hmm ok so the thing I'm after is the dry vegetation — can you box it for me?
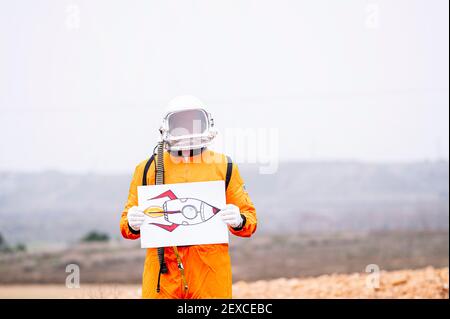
[0,267,447,299]
[0,231,448,284]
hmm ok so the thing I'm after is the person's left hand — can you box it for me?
[219,204,243,228]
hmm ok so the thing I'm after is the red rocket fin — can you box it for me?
[152,223,180,232]
[151,190,178,200]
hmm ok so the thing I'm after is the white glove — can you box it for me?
[127,206,146,231]
[219,204,244,228]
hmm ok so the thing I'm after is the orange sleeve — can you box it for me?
[120,164,143,240]
[225,162,257,237]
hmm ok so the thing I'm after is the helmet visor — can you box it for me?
[167,109,208,137]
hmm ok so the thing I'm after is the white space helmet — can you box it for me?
[160,95,217,151]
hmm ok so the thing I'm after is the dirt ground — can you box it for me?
[0,266,447,299]
[233,266,449,299]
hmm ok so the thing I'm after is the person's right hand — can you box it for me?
[127,206,146,231]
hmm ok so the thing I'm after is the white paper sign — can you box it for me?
[137,180,228,248]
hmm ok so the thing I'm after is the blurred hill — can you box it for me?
[0,160,448,245]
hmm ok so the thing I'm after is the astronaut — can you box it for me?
[120,95,257,299]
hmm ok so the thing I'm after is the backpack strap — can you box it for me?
[225,156,233,190]
[142,154,155,186]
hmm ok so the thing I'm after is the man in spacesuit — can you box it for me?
[120,95,257,299]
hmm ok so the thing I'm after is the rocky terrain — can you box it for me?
[0,267,447,299]
[233,266,449,299]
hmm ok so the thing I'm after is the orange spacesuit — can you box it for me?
[120,149,257,298]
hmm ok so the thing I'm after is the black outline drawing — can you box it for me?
[143,190,221,232]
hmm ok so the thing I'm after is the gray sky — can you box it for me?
[0,0,448,173]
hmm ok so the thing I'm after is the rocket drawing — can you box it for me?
[143,189,221,232]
